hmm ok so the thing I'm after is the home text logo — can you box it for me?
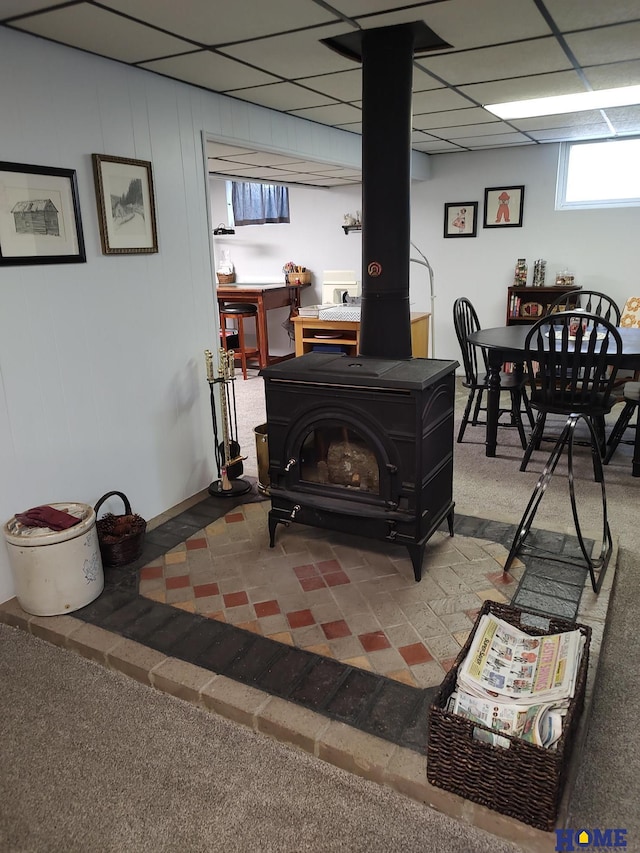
[555,828,627,851]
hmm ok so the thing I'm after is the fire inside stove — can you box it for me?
[299,425,380,494]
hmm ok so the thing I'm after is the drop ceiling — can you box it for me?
[3,0,640,186]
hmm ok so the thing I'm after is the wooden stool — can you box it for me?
[219,303,260,379]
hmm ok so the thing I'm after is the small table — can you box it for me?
[217,282,310,369]
[293,312,430,358]
[467,324,640,475]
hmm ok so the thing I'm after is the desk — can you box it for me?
[468,325,640,473]
[217,282,310,369]
[293,312,430,358]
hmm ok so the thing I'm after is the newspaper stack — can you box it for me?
[446,612,586,749]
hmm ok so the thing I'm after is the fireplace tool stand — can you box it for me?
[205,348,252,498]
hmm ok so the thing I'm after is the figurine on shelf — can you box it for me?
[343,213,357,226]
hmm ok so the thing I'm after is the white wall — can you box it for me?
[407,144,640,363]
[0,27,367,605]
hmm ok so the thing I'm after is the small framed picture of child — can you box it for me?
[443,201,478,238]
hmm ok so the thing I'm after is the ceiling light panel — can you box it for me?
[10,3,194,62]
[98,0,339,45]
[141,51,279,91]
[485,86,640,119]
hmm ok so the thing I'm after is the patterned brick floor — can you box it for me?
[138,500,522,688]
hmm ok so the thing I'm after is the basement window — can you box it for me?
[228,181,290,226]
[556,138,640,210]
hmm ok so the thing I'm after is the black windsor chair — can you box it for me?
[453,297,534,448]
[504,311,623,592]
[545,289,621,324]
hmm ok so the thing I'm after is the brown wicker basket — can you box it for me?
[94,491,146,568]
[217,272,236,284]
[427,600,590,832]
[286,271,311,285]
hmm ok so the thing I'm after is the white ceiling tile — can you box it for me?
[527,126,614,141]
[461,132,534,147]
[219,23,357,78]
[458,70,586,105]
[512,111,610,131]
[0,0,69,17]
[411,106,495,129]
[438,121,516,140]
[10,3,194,63]
[228,82,336,111]
[336,122,363,134]
[412,66,448,93]
[411,88,474,113]
[566,22,640,66]
[605,104,640,130]
[544,0,640,30]
[296,69,363,101]
[417,37,572,86]
[141,51,279,91]
[412,139,468,153]
[584,60,640,89]
[289,103,363,125]
[358,0,552,50]
[98,0,340,44]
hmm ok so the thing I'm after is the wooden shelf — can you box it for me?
[293,313,430,357]
[506,284,581,325]
[342,225,362,234]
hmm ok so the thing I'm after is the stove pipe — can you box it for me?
[323,22,450,360]
[359,24,415,360]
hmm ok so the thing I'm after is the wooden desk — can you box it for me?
[217,282,310,369]
[293,312,430,358]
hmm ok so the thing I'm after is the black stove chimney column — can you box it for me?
[359,24,415,360]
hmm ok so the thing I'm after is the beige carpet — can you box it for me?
[0,623,521,853]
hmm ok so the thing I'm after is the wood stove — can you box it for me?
[262,353,456,581]
[260,21,458,581]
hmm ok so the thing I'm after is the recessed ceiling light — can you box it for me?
[484,85,640,119]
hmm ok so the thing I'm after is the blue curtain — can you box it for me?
[231,182,290,226]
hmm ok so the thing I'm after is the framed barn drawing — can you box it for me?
[92,154,158,255]
[0,161,86,265]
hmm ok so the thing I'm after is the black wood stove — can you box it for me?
[260,21,458,581]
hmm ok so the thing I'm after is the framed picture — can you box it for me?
[483,185,525,228]
[92,154,158,254]
[0,161,85,265]
[443,201,478,238]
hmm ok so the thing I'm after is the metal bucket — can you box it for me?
[253,423,270,495]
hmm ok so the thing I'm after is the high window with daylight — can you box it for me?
[230,181,290,226]
[556,138,640,210]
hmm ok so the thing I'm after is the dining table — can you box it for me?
[467,324,640,475]
[216,281,311,369]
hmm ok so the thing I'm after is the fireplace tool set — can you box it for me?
[204,348,251,497]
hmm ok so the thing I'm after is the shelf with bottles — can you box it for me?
[506,285,581,326]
